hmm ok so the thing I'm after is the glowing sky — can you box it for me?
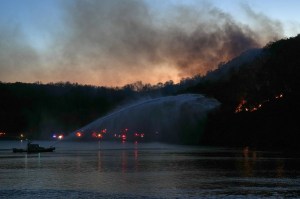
[0,0,299,87]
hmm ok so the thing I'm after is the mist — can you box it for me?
[0,0,284,86]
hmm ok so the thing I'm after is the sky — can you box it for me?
[0,0,299,87]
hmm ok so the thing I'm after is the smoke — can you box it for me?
[0,0,284,86]
[0,23,41,82]
[48,0,283,86]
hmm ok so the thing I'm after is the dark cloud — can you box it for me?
[0,0,284,86]
[51,0,283,86]
[242,4,284,44]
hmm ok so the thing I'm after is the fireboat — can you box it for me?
[13,141,55,153]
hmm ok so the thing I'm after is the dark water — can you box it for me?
[0,141,300,198]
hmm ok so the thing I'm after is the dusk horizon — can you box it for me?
[1,0,300,87]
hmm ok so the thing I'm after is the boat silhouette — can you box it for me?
[13,141,55,153]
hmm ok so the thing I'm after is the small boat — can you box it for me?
[13,141,55,153]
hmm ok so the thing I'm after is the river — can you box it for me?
[0,141,299,198]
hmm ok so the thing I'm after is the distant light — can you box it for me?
[52,134,57,138]
[97,133,103,138]
[76,132,82,137]
[58,135,64,140]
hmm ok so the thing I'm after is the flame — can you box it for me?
[235,99,247,113]
[235,92,284,114]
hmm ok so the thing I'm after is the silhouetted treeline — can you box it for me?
[0,82,119,138]
[0,76,203,139]
[188,35,300,150]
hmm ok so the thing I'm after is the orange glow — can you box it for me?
[235,92,284,114]
[76,132,82,137]
[276,93,284,99]
[58,134,64,140]
[235,99,247,113]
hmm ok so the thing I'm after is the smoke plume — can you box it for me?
[0,0,284,86]
[0,23,40,82]
[50,0,283,86]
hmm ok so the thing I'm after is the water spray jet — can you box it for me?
[53,94,220,145]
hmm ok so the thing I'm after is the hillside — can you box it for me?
[190,35,300,149]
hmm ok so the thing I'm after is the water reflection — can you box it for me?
[1,141,300,198]
[97,151,102,172]
[276,159,285,178]
[121,151,128,173]
[240,147,258,177]
[134,143,139,171]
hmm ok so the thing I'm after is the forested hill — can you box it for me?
[188,35,300,149]
[0,34,299,149]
